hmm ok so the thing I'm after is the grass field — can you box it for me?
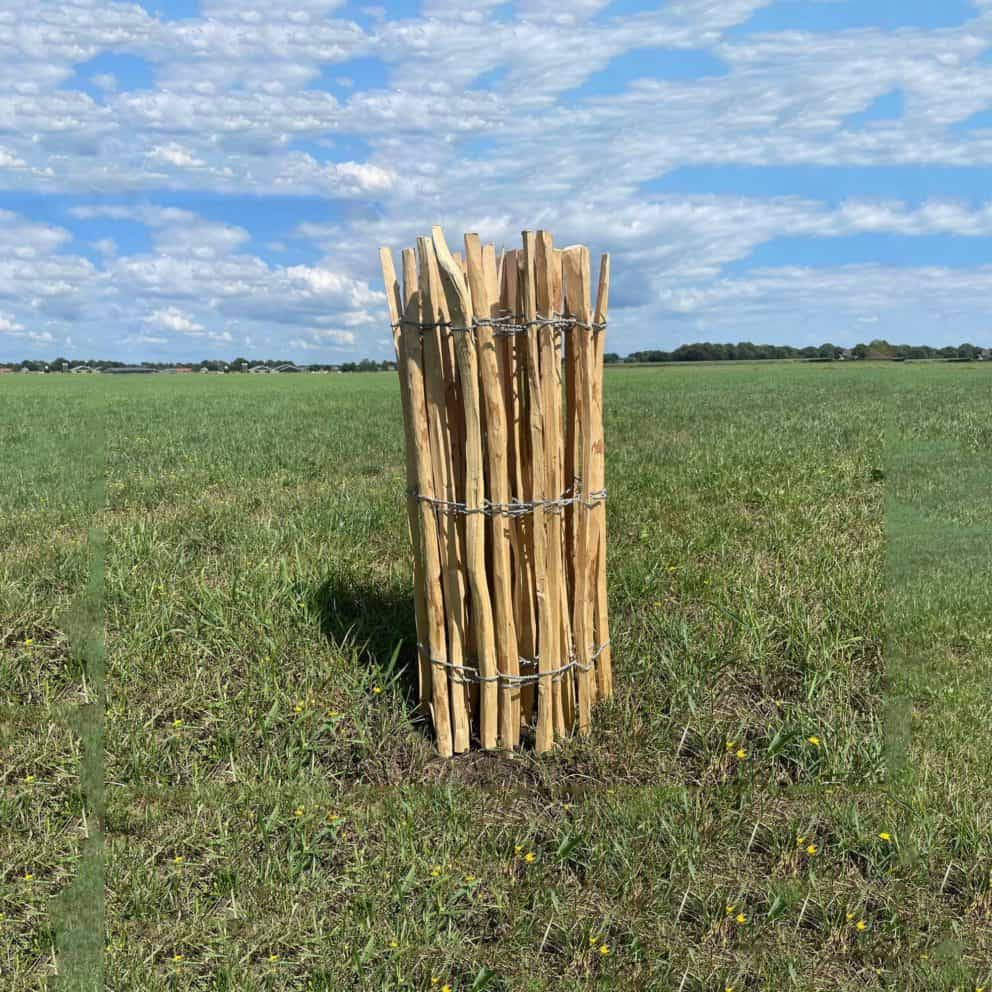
[1,363,989,991]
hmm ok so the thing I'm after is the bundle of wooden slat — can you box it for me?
[379,227,611,755]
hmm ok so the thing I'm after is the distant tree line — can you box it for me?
[5,341,990,373]
[609,340,991,364]
[3,357,397,372]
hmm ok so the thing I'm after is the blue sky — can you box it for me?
[1,0,992,361]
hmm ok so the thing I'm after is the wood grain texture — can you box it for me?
[433,226,499,750]
[561,245,593,733]
[465,233,520,748]
[419,236,472,752]
[591,253,612,700]
[401,247,453,755]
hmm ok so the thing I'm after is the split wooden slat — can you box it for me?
[591,253,612,700]
[418,236,472,753]
[536,231,565,739]
[380,248,431,714]
[401,247,453,756]
[520,230,553,752]
[432,226,500,750]
[464,232,519,748]
[561,245,594,733]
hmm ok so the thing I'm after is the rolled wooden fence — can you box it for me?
[379,227,611,755]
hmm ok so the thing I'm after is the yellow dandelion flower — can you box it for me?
[735,913,747,924]
[268,954,279,962]
[372,686,382,695]
[172,718,183,728]
[524,852,536,864]
[173,856,184,864]
[796,836,805,845]
[806,844,817,855]
[464,874,476,883]
[24,638,33,646]
[430,979,440,987]
[807,736,821,747]
[294,702,304,713]
[735,748,747,760]
[23,873,33,881]
[24,775,35,783]
[327,709,340,717]
[430,865,442,877]
[514,844,523,854]
[172,954,183,962]
[294,806,305,817]
[855,920,867,931]
[599,944,610,956]
[878,832,892,842]
[846,912,854,921]
[726,740,735,751]
[589,935,599,945]
[388,939,398,949]
[441,986,452,992]
[725,905,734,914]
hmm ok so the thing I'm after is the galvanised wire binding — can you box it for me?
[391,313,607,335]
[420,641,610,687]
[409,488,607,517]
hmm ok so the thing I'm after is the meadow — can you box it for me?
[0,363,989,991]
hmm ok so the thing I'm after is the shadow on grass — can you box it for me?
[312,572,422,713]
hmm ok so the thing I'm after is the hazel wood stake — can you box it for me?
[380,248,431,714]
[591,252,612,699]
[419,236,472,752]
[521,230,553,751]
[432,226,500,750]
[401,247,453,756]
[562,245,593,733]
[536,231,565,739]
[400,249,452,748]
[550,247,576,728]
[465,233,520,748]
[502,249,535,728]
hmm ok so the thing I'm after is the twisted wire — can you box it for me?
[418,641,610,687]
[410,488,606,517]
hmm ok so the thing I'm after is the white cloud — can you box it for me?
[0,147,26,169]
[0,312,25,334]
[145,306,205,334]
[147,143,206,168]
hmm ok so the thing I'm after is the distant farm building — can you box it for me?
[106,366,157,374]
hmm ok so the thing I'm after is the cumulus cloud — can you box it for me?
[145,306,205,334]
[0,312,25,334]
[147,143,205,169]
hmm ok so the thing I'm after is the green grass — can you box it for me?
[0,364,989,990]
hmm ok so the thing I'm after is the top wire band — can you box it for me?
[392,313,606,335]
